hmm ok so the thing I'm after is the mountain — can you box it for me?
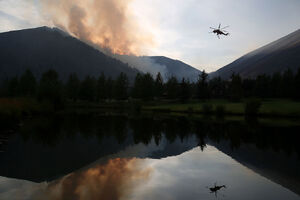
[149,56,201,81]
[0,27,139,81]
[211,29,300,79]
[114,55,201,81]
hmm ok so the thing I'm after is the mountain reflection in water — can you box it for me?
[0,115,299,200]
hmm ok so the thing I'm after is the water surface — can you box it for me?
[0,115,299,200]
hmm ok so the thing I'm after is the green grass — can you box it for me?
[2,98,300,119]
[0,98,55,119]
[143,99,300,117]
[259,99,300,116]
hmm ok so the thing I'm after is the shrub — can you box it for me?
[187,106,194,114]
[202,104,213,115]
[244,99,261,116]
[131,100,142,113]
[215,105,226,117]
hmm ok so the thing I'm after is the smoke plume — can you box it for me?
[37,0,168,76]
[39,0,153,55]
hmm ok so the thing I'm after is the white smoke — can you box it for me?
[113,54,168,78]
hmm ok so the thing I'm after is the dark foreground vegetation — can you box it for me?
[0,68,300,118]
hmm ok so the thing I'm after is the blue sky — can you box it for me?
[1,0,300,72]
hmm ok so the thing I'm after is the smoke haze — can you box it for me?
[113,55,167,78]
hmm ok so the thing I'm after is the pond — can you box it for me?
[0,115,299,200]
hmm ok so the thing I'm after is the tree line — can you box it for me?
[0,68,300,106]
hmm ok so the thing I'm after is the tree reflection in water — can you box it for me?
[15,115,300,158]
[0,114,300,197]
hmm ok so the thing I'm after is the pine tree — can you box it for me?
[154,72,164,98]
[165,76,179,99]
[96,72,107,101]
[37,70,64,109]
[229,73,243,101]
[179,78,190,103]
[209,77,226,98]
[66,73,80,101]
[113,72,129,100]
[197,70,209,100]
[79,76,97,101]
[19,69,37,97]
[282,69,294,98]
[132,73,143,99]
[242,78,255,98]
[8,76,20,97]
[106,77,114,100]
[132,73,154,100]
[294,68,300,100]
[270,72,282,98]
[254,74,270,98]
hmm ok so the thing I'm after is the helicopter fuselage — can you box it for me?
[213,29,228,35]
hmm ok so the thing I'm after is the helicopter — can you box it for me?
[207,182,226,198]
[210,23,230,39]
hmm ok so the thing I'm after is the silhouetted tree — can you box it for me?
[96,72,106,101]
[229,73,243,101]
[254,74,270,98]
[37,70,64,109]
[154,72,164,98]
[242,78,255,98]
[209,77,226,98]
[19,69,37,97]
[179,78,191,103]
[113,72,129,100]
[7,76,19,97]
[294,68,300,100]
[132,73,143,99]
[282,69,294,98]
[270,72,282,98]
[79,76,97,101]
[132,73,154,100]
[165,76,179,99]
[197,70,209,100]
[66,73,80,101]
[106,77,114,100]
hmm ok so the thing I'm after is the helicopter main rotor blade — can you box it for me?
[218,23,221,29]
[210,27,216,29]
[221,26,229,29]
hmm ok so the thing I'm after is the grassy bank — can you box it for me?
[143,99,300,117]
[1,98,300,119]
[0,98,56,119]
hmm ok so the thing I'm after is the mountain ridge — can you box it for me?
[211,29,300,79]
[148,56,200,81]
[0,26,201,82]
[0,26,139,81]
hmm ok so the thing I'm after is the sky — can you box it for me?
[0,0,300,72]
